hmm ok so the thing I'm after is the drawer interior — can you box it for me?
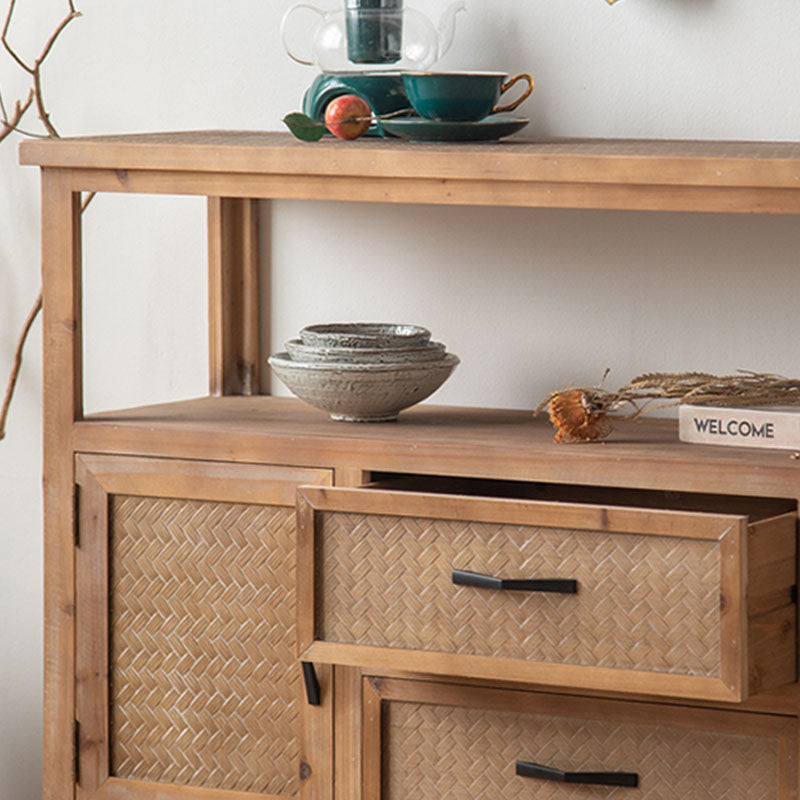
[368,473,797,520]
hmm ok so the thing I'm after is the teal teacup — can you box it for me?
[402,70,534,122]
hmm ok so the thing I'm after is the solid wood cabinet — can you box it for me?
[20,133,800,800]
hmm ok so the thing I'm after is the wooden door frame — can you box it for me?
[71,454,333,800]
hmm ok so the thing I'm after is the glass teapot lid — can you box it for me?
[281,0,466,73]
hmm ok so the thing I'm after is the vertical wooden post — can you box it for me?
[73,464,110,800]
[41,168,82,800]
[335,666,364,800]
[207,197,261,396]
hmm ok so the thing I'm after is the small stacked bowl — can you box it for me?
[268,323,459,422]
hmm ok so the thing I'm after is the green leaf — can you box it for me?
[282,112,325,142]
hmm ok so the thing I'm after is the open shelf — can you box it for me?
[75,396,800,498]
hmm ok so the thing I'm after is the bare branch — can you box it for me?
[32,67,57,136]
[2,0,82,135]
[2,0,31,73]
[0,289,42,440]
[36,7,81,67]
[0,86,32,145]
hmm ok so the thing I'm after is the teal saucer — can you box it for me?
[379,114,528,142]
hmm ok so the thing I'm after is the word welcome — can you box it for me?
[692,417,775,439]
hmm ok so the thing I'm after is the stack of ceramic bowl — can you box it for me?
[268,323,459,422]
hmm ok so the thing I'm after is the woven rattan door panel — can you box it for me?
[75,455,333,800]
[296,486,796,702]
[109,495,298,792]
[363,678,797,800]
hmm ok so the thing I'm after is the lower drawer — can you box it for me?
[362,678,797,800]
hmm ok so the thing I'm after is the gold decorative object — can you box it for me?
[536,371,800,443]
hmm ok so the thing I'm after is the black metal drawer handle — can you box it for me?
[516,760,638,787]
[452,569,577,594]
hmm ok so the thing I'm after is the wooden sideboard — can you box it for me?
[20,132,800,800]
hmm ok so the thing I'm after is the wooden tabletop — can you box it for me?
[20,131,800,212]
[18,130,800,185]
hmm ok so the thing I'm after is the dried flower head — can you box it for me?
[547,390,613,443]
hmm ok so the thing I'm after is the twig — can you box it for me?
[0,86,32,144]
[0,289,42,440]
[1,0,27,73]
[2,0,81,136]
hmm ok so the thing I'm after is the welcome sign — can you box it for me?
[679,405,800,450]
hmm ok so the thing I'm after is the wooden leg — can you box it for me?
[207,197,261,396]
[41,168,82,800]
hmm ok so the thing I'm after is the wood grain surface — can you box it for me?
[21,133,800,212]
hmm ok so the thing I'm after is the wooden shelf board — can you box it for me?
[17,132,800,186]
[74,396,800,499]
[20,132,800,213]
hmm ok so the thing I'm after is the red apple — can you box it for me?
[324,94,372,140]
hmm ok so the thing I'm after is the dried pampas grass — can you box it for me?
[536,371,800,443]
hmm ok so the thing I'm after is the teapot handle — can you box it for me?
[280,3,325,66]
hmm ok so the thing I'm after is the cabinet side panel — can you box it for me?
[108,495,299,795]
[748,513,798,617]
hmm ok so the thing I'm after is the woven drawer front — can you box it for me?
[109,495,299,795]
[383,700,781,800]
[318,511,720,677]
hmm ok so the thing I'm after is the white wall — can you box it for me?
[2,0,799,796]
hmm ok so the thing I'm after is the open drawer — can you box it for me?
[362,677,798,800]
[296,481,797,702]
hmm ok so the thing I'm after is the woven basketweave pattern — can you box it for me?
[109,495,299,795]
[383,701,779,799]
[318,512,721,675]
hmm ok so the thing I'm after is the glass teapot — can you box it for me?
[281,0,466,72]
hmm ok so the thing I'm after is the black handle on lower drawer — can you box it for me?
[452,569,577,594]
[516,760,639,787]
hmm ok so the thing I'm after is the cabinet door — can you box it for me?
[74,454,333,800]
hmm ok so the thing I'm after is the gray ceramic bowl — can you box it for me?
[268,352,459,422]
[299,323,431,349]
[285,338,447,364]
